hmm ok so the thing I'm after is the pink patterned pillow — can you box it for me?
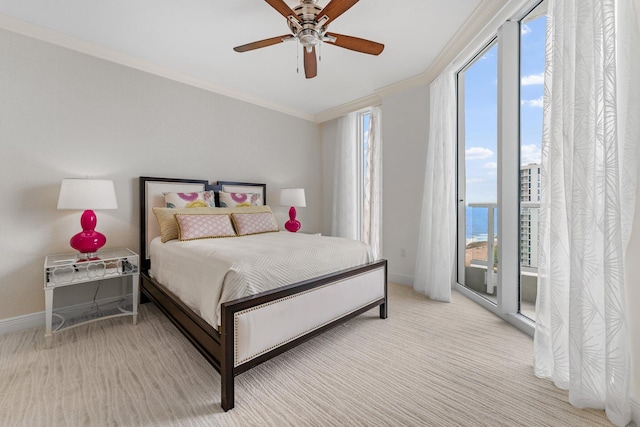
[175,214,236,241]
[231,212,279,236]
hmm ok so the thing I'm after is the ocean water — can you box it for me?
[466,206,497,241]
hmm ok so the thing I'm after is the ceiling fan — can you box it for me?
[233,0,384,79]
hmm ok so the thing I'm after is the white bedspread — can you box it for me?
[150,232,373,327]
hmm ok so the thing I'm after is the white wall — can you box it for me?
[380,86,430,285]
[0,29,321,320]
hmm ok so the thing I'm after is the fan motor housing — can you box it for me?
[289,3,322,30]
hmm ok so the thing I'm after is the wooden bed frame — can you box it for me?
[138,176,388,410]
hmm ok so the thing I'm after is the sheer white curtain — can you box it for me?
[363,106,382,259]
[332,109,383,259]
[413,66,457,302]
[332,112,359,241]
[533,0,640,425]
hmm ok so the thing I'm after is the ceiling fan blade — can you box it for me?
[318,0,359,25]
[325,32,384,55]
[264,0,301,22]
[304,47,318,79]
[233,35,292,53]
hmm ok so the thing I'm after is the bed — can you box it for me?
[138,176,388,410]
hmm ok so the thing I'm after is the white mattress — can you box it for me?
[149,232,373,327]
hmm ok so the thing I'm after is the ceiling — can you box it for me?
[0,0,495,121]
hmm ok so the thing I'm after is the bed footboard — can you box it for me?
[220,259,387,411]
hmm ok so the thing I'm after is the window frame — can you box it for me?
[453,1,546,337]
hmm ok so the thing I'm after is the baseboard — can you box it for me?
[388,272,413,286]
[631,395,640,424]
[0,311,45,335]
[0,295,130,336]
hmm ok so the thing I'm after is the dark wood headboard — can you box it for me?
[138,177,266,272]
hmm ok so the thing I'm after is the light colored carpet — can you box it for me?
[0,283,612,427]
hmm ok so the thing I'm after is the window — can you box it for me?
[456,1,546,332]
[519,6,546,320]
[333,108,381,258]
[458,41,499,303]
[354,110,371,241]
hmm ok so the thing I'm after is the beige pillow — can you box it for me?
[153,205,273,242]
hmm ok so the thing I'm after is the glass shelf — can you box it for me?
[45,248,138,288]
[51,296,135,332]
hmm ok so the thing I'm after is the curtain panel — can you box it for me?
[332,112,359,241]
[413,66,457,302]
[533,0,640,425]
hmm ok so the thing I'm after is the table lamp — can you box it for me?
[280,188,306,232]
[57,179,118,259]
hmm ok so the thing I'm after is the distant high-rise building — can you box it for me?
[520,163,541,203]
[520,164,541,268]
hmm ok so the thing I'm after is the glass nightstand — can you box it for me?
[44,248,139,347]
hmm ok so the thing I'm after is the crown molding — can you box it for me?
[313,94,381,124]
[0,13,314,122]
[378,0,510,97]
[0,0,520,125]
[313,0,511,123]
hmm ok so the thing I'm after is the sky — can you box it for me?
[463,16,546,204]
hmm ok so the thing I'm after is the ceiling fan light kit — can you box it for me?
[233,0,384,79]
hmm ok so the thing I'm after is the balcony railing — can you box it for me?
[465,202,540,299]
[466,203,497,294]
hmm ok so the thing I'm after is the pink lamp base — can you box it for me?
[284,206,301,232]
[70,210,107,259]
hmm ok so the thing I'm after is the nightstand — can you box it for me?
[44,248,139,347]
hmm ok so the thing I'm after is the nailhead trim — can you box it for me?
[233,271,378,367]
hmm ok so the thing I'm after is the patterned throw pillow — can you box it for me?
[153,205,273,242]
[231,212,279,236]
[164,190,215,208]
[175,214,236,241]
[218,191,263,208]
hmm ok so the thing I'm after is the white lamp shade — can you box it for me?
[280,188,306,207]
[57,179,118,210]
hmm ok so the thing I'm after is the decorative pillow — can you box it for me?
[164,190,215,208]
[153,205,273,242]
[175,214,236,241]
[231,212,279,236]
[218,191,263,208]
